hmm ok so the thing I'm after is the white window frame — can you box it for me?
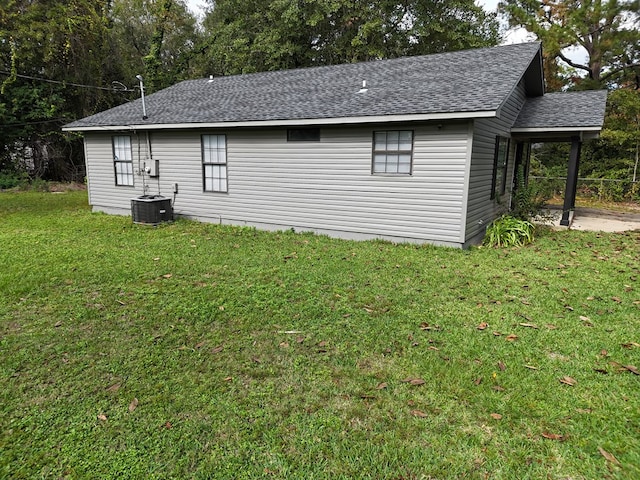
[372,130,414,175]
[112,135,134,186]
[202,134,228,193]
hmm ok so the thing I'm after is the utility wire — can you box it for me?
[1,118,70,127]
[0,70,137,92]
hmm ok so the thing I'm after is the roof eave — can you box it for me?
[511,126,602,142]
[62,110,498,132]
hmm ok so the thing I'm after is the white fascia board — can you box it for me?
[511,126,602,133]
[62,110,497,132]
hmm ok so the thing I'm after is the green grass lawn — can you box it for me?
[1,190,639,479]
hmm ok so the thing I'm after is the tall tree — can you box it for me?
[498,0,640,90]
[110,0,201,92]
[0,0,121,179]
[202,0,500,75]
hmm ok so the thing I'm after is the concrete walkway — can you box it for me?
[543,206,640,233]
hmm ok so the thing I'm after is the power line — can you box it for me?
[0,70,137,92]
[1,118,70,128]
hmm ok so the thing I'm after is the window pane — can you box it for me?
[387,154,399,173]
[386,131,399,150]
[374,132,387,151]
[398,155,411,173]
[399,131,412,151]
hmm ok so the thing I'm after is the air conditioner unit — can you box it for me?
[131,195,173,225]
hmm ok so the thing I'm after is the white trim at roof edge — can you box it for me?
[62,110,497,132]
[511,126,602,133]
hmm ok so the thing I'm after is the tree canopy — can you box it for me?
[201,0,500,74]
[499,0,640,90]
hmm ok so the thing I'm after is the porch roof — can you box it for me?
[511,90,608,141]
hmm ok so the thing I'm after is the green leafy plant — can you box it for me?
[483,214,534,247]
[0,170,28,190]
[511,165,550,220]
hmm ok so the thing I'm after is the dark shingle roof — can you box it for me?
[512,90,608,129]
[64,42,543,130]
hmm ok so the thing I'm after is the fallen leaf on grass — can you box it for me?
[600,349,608,357]
[360,394,375,400]
[519,323,538,329]
[411,410,428,418]
[129,398,139,412]
[295,336,305,344]
[492,385,505,391]
[419,323,441,331]
[106,383,121,393]
[579,315,591,322]
[611,296,622,304]
[194,341,205,349]
[598,446,621,466]
[498,361,506,371]
[559,376,577,386]
[473,377,482,385]
[490,413,502,420]
[493,331,502,336]
[524,365,539,370]
[505,334,518,342]
[593,368,608,374]
[477,322,488,330]
[621,342,640,349]
[223,376,232,382]
[54,321,63,328]
[97,414,107,421]
[162,273,172,279]
[279,341,289,348]
[376,382,388,390]
[211,345,223,354]
[623,364,639,375]
[541,432,564,441]
[402,378,426,386]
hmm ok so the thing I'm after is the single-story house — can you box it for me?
[63,42,607,248]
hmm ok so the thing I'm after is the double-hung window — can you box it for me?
[491,136,510,199]
[372,130,413,174]
[112,135,134,186]
[202,134,227,192]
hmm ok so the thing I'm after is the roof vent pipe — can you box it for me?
[208,75,214,82]
[136,74,148,120]
[357,80,368,93]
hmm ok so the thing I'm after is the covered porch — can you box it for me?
[511,90,608,226]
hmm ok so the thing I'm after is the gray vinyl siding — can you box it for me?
[83,122,472,246]
[465,80,527,244]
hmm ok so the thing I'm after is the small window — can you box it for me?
[202,134,227,192]
[112,135,134,186]
[287,128,320,142]
[372,130,413,174]
[491,136,510,199]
